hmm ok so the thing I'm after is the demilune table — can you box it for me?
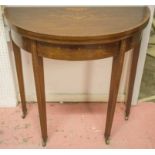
[4,7,150,146]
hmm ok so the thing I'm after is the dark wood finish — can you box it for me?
[104,39,127,144]
[4,7,150,146]
[31,41,47,146]
[37,42,119,60]
[5,7,149,44]
[11,39,27,118]
[10,30,141,60]
[125,37,142,119]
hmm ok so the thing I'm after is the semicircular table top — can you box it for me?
[5,7,150,41]
[3,6,151,147]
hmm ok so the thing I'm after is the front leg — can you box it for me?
[104,39,127,144]
[31,41,47,147]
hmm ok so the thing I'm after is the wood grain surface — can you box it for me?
[5,7,150,42]
[4,7,150,146]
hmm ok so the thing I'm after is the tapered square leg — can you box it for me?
[125,39,141,119]
[31,41,47,147]
[104,40,127,144]
[11,40,27,118]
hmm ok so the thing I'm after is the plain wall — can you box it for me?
[15,48,132,102]
[0,6,17,107]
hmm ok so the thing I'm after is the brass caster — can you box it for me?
[125,116,128,121]
[42,137,47,147]
[42,140,46,147]
[124,112,129,121]
[21,110,27,119]
[105,137,110,145]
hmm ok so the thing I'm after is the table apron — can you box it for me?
[11,30,142,60]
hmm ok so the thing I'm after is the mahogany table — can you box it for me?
[4,7,150,146]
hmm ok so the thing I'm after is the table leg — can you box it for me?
[31,41,47,147]
[12,40,27,118]
[125,40,141,120]
[104,40,127,144]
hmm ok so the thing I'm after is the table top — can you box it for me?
[5,7,150,42]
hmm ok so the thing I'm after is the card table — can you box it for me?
[4,7,150,146]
